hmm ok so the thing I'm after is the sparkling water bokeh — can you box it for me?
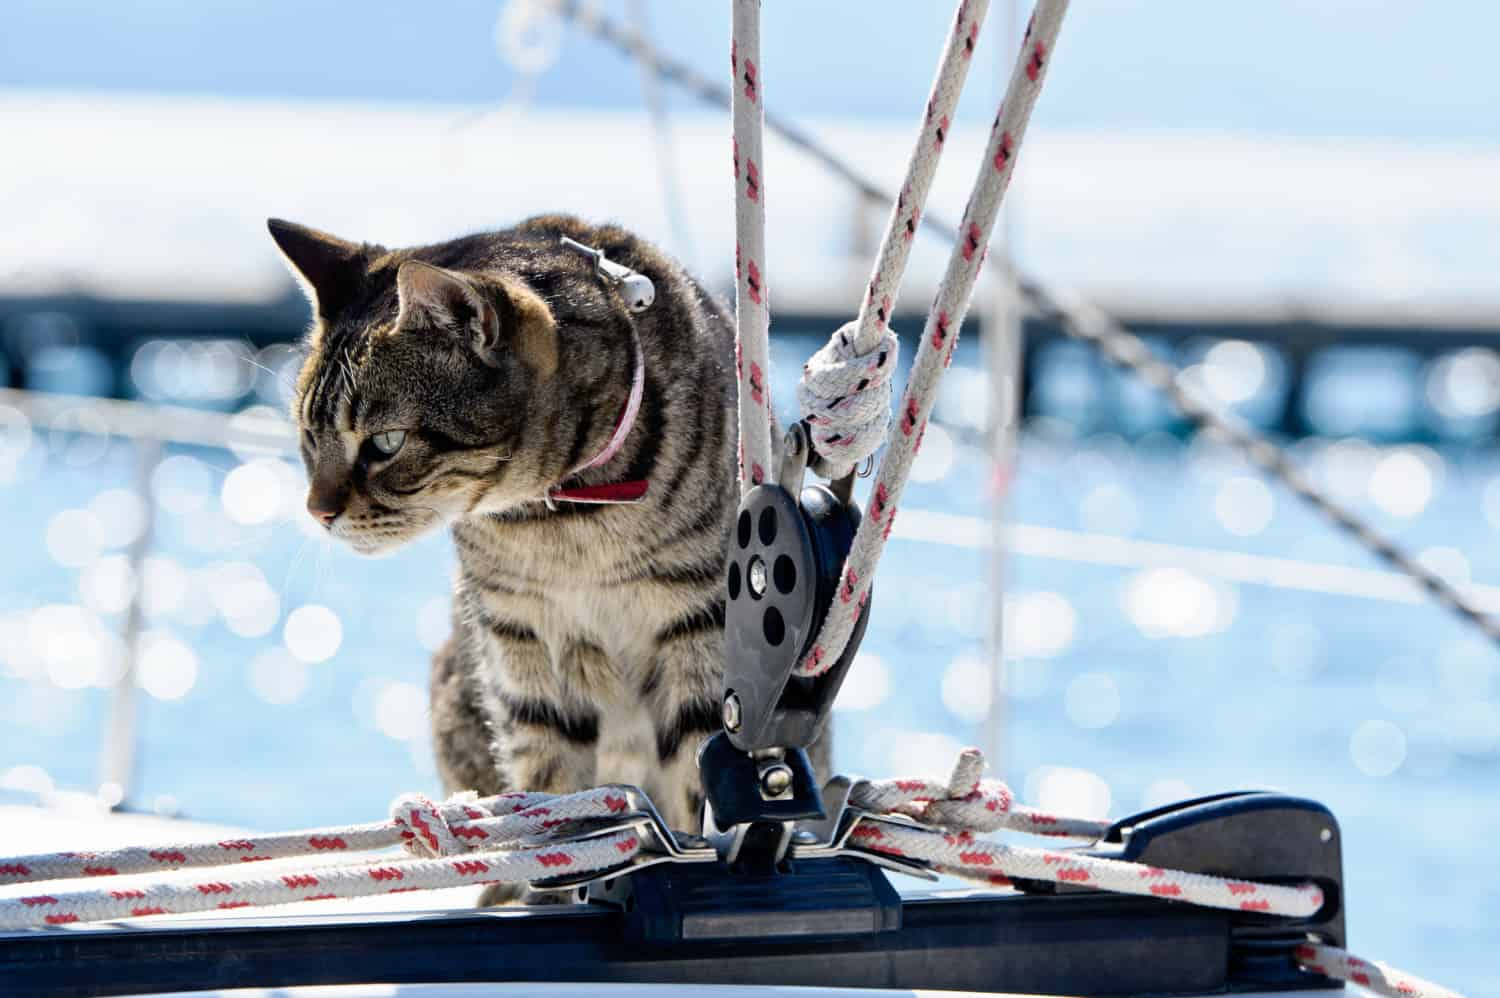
[0,334,1496,994]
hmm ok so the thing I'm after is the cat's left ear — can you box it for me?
[395,261,557,376]
[267,219,368,319]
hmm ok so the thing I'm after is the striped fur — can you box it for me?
[272,214,742,842]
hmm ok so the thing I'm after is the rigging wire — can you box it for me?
[628,0,700,271]
[982,0,1027,788]
[442,1,565,151]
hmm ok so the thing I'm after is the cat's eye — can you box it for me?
[370,429,407,457]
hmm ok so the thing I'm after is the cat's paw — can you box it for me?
[521,887,584,906]
[475,883,523,908]
[476,883,583,908]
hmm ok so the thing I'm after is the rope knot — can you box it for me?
[796,320,899,478]
[923,747,1013,833]
[849,747,1014,834]
[390,792,471,858]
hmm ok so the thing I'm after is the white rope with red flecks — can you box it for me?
[796,0,1071,677]
[552,0,1500,656]
[1295,942,1465,998]
[0,764,1468,997]
[849,746,1111,841]
[0,3,1472,989]
[796,0,990,480]
[843,749,1465,998]
[846,748,1321,915]
[0,787,640,929]
[731,0,776,492]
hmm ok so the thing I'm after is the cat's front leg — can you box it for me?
[476,620,600,907]
[642,600,730,833]
[483,626,600,798]
[430,635,504,797]
[643,600,839,836]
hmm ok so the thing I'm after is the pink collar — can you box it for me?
[545,328,649,507]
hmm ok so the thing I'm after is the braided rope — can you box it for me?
[0,787,643,928]
[554,0,1500,655]
[850,747,1110,840]
[0,787,628,886]
[846,0,985,359]
[1,764,1468,994]
[799,0,1071,676]
[797,323,901,478]
[798,0,989,479]
[1295,942,1466,998]
[845,749,1466,997]
[731,0,776,491]
[846,747,1317,914]
[850,819,1323,916]
[0,831,639,930]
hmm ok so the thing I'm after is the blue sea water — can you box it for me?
[0,336,1496,994]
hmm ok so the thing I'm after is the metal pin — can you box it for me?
[560,236,656,312]
[760,763,793,797]
[722,692,743,733]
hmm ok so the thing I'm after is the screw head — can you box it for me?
[761,763,794,797]
[748,556,768,598]
[722,692,743,733]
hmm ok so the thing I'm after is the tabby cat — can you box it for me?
[268,214,751,841]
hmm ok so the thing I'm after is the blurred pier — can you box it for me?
[4,292,1498,443]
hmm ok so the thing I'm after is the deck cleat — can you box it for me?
[1011,789,1346,991]
[529,785,718,892]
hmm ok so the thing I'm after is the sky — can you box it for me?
[3,1,1499,312]
[1,1,1498,147]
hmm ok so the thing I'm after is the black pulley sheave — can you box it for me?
[719,423,871,754]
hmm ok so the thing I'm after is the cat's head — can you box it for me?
[269,219,562,555]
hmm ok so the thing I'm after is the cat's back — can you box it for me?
[510,214,735,360]
[449,215,738,656]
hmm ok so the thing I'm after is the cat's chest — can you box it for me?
[464,569,665,679]
[543,584,659,665]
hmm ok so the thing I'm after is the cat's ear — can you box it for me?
[267,219,366,318]
[395,261,557,377]
[395,261,498,353]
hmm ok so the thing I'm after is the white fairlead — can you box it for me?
[560,235,657,312]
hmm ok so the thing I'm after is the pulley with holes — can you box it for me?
[720,423,871,754]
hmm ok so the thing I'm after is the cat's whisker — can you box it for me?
[311,533,332,601]
[238,353,299,394]
[278,533,317,604]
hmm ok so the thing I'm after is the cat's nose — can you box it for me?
[306,486,347,527]
[308,504,340,527]
[306,469,350,528]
